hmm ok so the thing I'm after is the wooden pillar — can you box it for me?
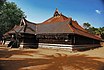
[93,39,94,44]
[71,35,76,45]
[73,35,76,45]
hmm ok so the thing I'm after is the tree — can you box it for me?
[0,1,25,34]
[95,27,104,39]
[83,23,104,39]
[83,22,91,29]
[0,0,6,10]
[88,27,97,34]
[0,0,6,4]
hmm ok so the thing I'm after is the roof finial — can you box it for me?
[53,8,60,17]
[56,8,58,12]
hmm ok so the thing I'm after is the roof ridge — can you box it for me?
[66,19,75,33]
[20,18,36,26]
[53,8,60,17]
[67,24,75,33]
[72,21,88,32]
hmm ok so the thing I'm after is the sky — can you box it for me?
[9,0,104,28]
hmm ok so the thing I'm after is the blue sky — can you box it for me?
[9,0,104,27]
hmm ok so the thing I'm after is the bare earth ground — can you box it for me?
[0,46,104,70]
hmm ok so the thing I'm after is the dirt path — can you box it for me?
[0,47,104,70]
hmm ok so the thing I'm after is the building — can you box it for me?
[4,9,101,51]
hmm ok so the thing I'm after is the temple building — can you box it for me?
[4,9,101,51]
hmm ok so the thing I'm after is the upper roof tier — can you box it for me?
[41,8,87,32]
[42,8,69,24]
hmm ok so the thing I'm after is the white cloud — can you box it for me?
[95,10,101,14]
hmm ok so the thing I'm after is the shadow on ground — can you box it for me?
[0,48,38,58]
[0,49,104,70]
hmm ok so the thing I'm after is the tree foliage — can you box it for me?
[0,1,25,34]
[83,22,91,29]
[95,27,104,39]
[83,23,104,39]
[0,0,6,4]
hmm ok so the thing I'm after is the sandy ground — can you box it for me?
[0,46,104,70]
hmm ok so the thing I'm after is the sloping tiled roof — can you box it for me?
[68,23,100,40]
[5,18,36,35]
[37,19,73,34]
[5,9,101,40]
